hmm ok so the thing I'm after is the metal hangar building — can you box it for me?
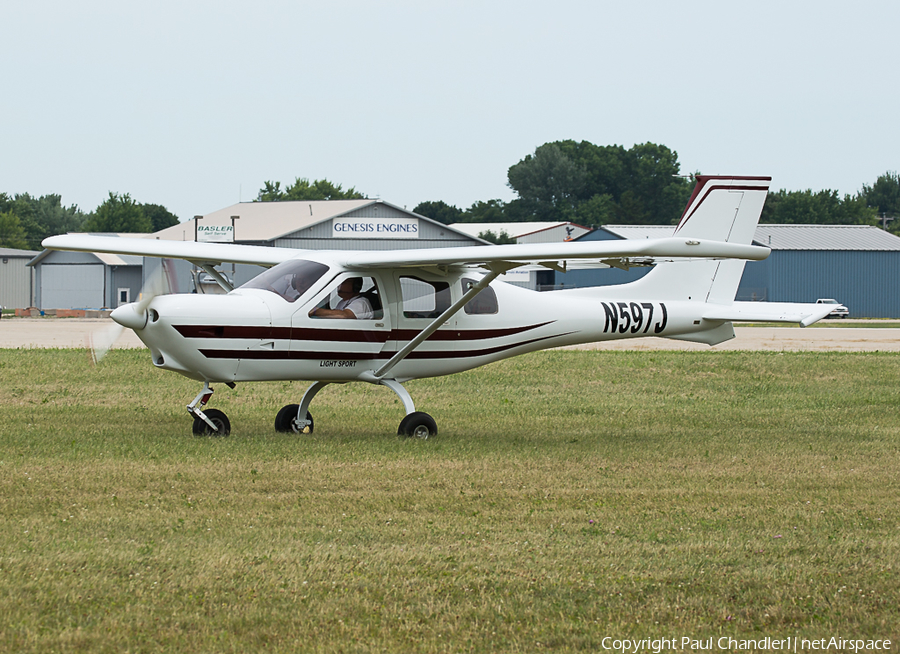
[147,199,486,294]
[0,247,37,310]
[28,246,143,311]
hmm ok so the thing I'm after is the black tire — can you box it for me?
[274,404,314,434]
[398,411,437,439]
[192,408,231,436]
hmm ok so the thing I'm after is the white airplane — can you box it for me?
[43,176,832,438]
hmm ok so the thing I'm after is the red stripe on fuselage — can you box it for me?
[174,321,555,344]
[198,332,574,362]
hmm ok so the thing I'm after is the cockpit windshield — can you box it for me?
[238,259,329,302]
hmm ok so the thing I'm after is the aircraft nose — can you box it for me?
[110,302,149,330]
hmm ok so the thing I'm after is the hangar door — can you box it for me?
[41,264,104,309]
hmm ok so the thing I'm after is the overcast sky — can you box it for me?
[3,0,898,222]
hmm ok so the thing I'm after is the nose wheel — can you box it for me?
[192,408,231,436]
[187,382,231,436]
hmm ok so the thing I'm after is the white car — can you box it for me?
[816,298,849,318]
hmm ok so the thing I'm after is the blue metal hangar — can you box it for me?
[552,224,900,318]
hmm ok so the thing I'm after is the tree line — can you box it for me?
[412,141,900,241]
[3,142,898,250]
[0,177,366,250]
[0,192,179,250]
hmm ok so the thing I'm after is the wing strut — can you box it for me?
[366,265,510,381]
[192,262,234,292]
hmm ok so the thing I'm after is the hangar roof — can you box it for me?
[151,199,464,243]
[601,225,674,240]
[28,235,144,267]
[753,224,900,250]
[0,247,39,258]
[449,222,576,238]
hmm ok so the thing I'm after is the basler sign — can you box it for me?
[197,225,234,243]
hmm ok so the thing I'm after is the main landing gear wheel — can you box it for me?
[274,404,314,434]
[398,411,437,439]
[192,408,231,437]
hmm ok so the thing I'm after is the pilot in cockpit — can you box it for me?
[309,277,374,320]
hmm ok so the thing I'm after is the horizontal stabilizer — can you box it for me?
[704,302,834,327]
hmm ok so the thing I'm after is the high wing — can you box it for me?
[338,238,768,272]
[41,234,295,267]
[42,233,769,272]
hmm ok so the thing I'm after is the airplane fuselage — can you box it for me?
[123,265,722,385]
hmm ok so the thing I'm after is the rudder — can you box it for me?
[629,176,770,303]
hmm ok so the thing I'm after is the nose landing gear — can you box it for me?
[187,382,232,436]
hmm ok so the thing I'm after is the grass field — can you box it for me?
[1,348,898,652]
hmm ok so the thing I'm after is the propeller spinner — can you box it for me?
[88,266,169,363]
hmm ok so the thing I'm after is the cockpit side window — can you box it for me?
[462,278,499,315]
[239,260,329,302]
[309,276,383,320]
[399,277,451,319]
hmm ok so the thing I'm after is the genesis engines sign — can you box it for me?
[332,216,419,239]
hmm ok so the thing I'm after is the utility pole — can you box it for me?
[230,216,239,279]
[193,215,203,242]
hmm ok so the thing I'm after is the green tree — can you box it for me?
[556,141,628,201]
[83,193,152,233]
[507,143,586,220]
[839,193,880,226]
[141,203,179,232]
[3,194,39,246]
[507,140,690,225]
[256,181,285,202]
[463,199,507,223]
[860,171,900,230]
[624,142,692,224]
[573,193,616,226]
[0,193,85,248]
[30,194,86,237]
[615,190,649,224]
[761,189,876,225]
[0,211,29,249]
[477,229,515,244]
[257,178,365,202]
[413,200,464,225]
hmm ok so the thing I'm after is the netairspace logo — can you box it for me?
[600,636,892,653]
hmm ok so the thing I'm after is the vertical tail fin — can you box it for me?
[632,176,770,303]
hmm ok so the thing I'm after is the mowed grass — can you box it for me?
[0,348,898,652]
